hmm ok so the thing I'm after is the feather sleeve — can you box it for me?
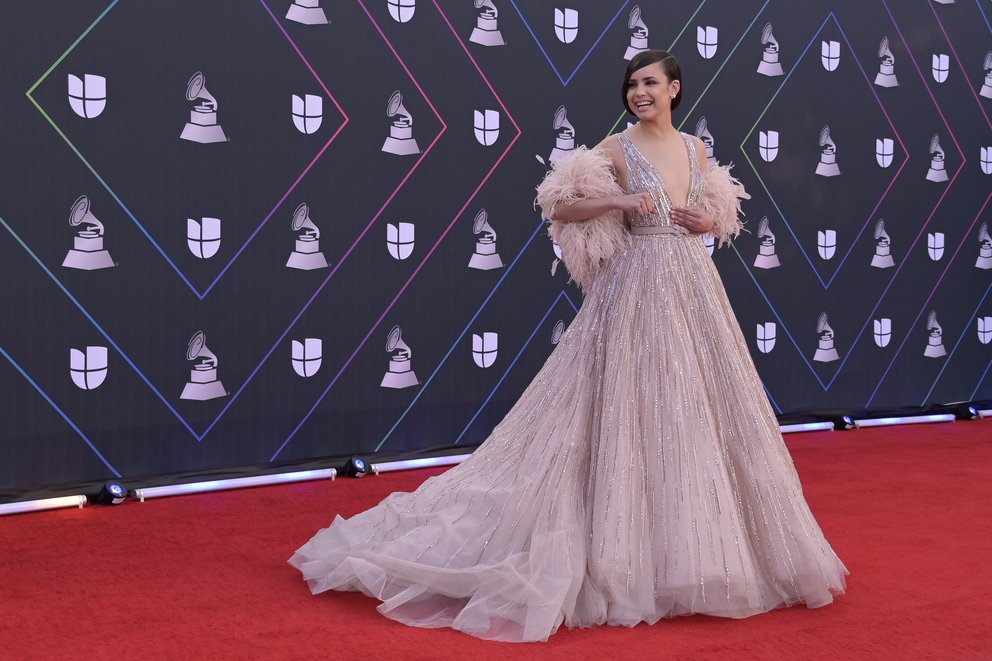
[534,146,628,291]
[700,163,751,248]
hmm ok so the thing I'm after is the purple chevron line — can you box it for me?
[928,1,992,131]
[920,190,992,403]
[197,0,448,439]
[864,0,969,406]
[194,0,351,299]
[267,0,521,462]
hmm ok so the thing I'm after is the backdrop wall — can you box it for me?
[2,0,991,495]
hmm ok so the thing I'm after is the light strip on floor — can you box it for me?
[132,468,336,502]
[371,454,474,474]
[978,409,992,418]
[780,422,835,434]
[853,414,955,429]
[0,495,87,517]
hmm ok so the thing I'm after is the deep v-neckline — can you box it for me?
[621,130,694,209]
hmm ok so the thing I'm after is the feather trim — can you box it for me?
[700,163,751,248]
[534,147,628,291]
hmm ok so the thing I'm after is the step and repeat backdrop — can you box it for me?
[2,0,991,492]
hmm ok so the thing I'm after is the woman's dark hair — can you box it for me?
[622,50,682,115]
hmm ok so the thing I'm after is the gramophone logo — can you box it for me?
[381,325,419,389]
[623,5,648,61]
[471,332,498,368]
[63,195,115,270]
[468,208,504,270]
[292,94,323,135]
[67,74,106,119]
[928,232,945,261]
[821,40,840,72]
[70,346,108,390]
[980,51,992,99]
[387,222,415,260]
[754,217,780,269]
[978,316,992,345]
[702,232,715,256]
[759,130,779,162]
[923,310,946,358]
[976,222,992,269]
[382,90,420,156]
[286,0,328,25]
[871,219,895,268]
[180,72,228,143]
[694,117,715,164]
[474,109,499,146]
[187,217,221,259]
[388,0,416,23]
[980,146,992,175]
[555,8,578,44]
[932,53,950,84]
[286,203,329,270]
[469,0,505,47]
[757,23,784,77]
[814,312,839,362]
[926,134,948,183]
[815,125,840,177]
[876,138,894,168]
[873,318,892,348]
[551,320,565,345]
[697,26,718,60]
[817,229,837,260]
[291,338,322,377]
[875,37,899,87]
[756,322,776,353]
[549,105,575,162]
[180,331,226,401]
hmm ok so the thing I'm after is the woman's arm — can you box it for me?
[549,136,656,222]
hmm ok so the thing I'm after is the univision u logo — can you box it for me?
[70,346,108,390]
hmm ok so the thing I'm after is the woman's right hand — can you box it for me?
[614,192,657,216]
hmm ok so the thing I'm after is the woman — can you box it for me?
[290,50,849,643]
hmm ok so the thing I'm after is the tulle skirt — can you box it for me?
[289,233,849,642]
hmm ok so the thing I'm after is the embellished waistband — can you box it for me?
[629,225,690,237]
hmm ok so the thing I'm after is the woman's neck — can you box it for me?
[632,118,678,141]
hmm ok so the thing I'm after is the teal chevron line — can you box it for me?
[606,0,769,137]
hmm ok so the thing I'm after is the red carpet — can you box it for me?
[2,421,991,660]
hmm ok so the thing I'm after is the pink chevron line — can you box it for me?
[928,1,992,131]
[196,0,448,440]
[864,0,968,406]
[268,0,522,462]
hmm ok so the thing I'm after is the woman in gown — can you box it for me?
[289,50,849,643]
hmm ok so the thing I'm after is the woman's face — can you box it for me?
[626,61,678,119]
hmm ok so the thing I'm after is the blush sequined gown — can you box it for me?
[290,130,850,643]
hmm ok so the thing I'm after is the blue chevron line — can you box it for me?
[0,345,121,477]
[374,218,546,452]
[730,243,830,391]
[509,1,630,87]
[0,216,200,439]
[739,12,908,291]
[922,279,992,405]
[676,0,770,129]
[969,356,992,401]
[978,0,992,34]
[763,384,783,415]
[606,0,765,137]
[453,290,579,445]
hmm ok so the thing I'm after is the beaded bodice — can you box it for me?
[617,130,702,228]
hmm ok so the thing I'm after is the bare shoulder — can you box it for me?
[594,134,625,175]
[688,134,709,172]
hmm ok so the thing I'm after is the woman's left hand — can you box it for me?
[670,206,715,234]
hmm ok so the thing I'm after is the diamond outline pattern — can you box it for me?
[739,12,909,291]
[25,0,350,301]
